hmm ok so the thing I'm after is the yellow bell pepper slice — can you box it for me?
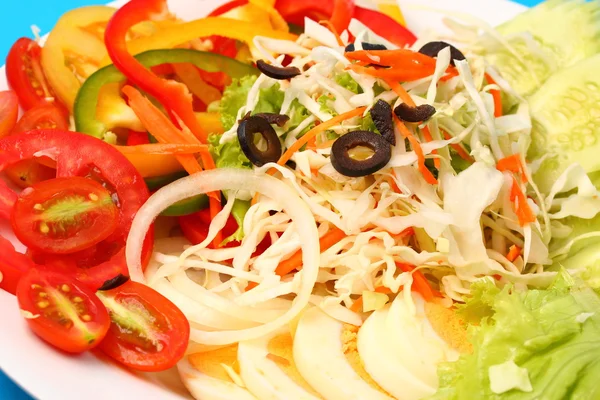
[374,0,406,26]
[248,0,290,32]
[41,6,116,111]
[120,17,296,61]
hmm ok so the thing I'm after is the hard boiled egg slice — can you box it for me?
[386,293,458,384]
[178,345,256,400]
[238,327,321,400]
[357,304,437,399]
[293,307,392,400]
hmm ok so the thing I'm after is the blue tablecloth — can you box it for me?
[0,0,541,398]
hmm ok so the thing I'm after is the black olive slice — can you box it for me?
[394,103,436,123]
[98,274,129,291]
[254,113,291,127]
[285,160,297,170]
[238,115,282,167]
[418,41,465,66]
[256,60,301,80]
[370,100,395,146]
[331,130,392,177]
[345,42,388,52]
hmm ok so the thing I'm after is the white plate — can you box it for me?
[0,1,526,399]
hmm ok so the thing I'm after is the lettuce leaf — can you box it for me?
[335,72,362,94]
[433,270,600,399]
[219,75,285,130]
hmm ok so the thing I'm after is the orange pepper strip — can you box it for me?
[123,86,203,175]
[115,143,209,155]
[422,126,440,169]
[484,73,503,118]
[350,286,392,313]
[393,114,437,185]
[441,129,474,163]
[509,176,536,226]
[277,107,367,167]
[349,64,435,81]
[396,262,434,301]
[506,244,522,263]
[123,85,224,246]
[345,49,436,68]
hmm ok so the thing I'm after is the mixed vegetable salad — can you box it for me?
[1,0,600,398]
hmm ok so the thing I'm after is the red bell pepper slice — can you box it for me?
[352,6,416,47]
[104,0,208,143]
[274,1,416,47]
[208,0,248,17]
[330,0,355,34]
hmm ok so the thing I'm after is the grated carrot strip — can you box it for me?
[392,114,437,184]
[422,126,440,169]
[442,129,474,163]
[484,73,503,118]
[506,245,521,262]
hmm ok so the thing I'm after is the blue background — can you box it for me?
[0,0,540,398]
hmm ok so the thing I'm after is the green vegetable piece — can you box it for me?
[484,0,600,97]
[335,72,362,94]
[160,195,208,217]
[433,271,600,400]
[74,49,258,140]
[220,75,285,131]
[144,170,188,191]
[528,54,600,194]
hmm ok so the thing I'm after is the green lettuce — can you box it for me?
[212,76,288,242]
[219,75,285,131]
[433,271,600,399]
[335,72,362,94]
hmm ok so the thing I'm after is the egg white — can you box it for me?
[357,304,436,399]
[293,307,391,400]
[178,357,257,400]
[238,328,321,400]
[386,293,458,384]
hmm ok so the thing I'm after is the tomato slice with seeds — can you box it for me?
[96,281,190,372]
[17,268,110,353]
[0,129,154,290]
[6,38,63,111]
[0,91,19,137]
[4,158,56,189]
[0,236,36,295]
[11,177,120,255]
[12,102,69,133]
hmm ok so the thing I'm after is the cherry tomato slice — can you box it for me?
[0,91,19,137]
[96,281,190,372]
[4,158,56,189]
[0,237,36,295]
[13,102,69,133]
[11,177,120,255]
[6,38,62,111]
[17,268,110,353]
[0,129,154,289]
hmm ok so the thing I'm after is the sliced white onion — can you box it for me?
[126,168,320,345]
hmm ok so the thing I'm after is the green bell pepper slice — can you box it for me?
[74,48,258,140]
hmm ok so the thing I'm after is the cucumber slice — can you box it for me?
[528,54,600,194]
[483,0,600,97]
